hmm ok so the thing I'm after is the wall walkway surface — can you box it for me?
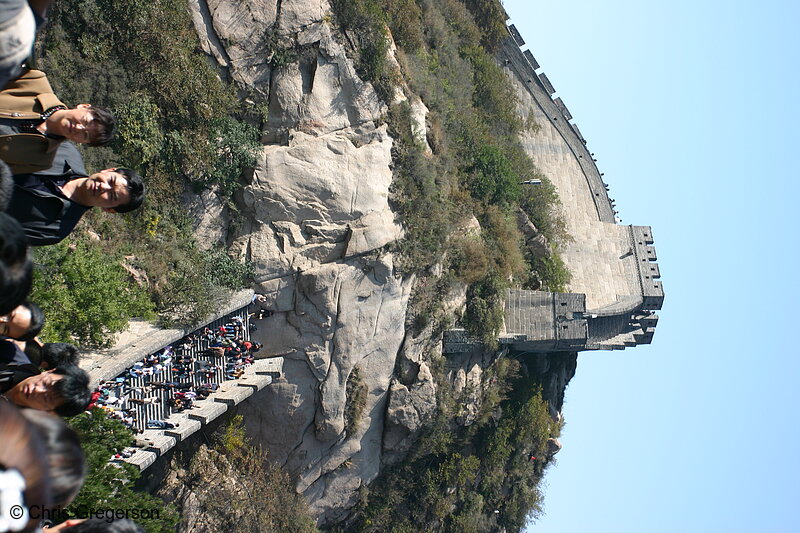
[76,289,286,471]
[81,290,255,387]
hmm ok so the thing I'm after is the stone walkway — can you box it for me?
[80,288,286,470]
[80,289,255,387]
[122,357,282,471]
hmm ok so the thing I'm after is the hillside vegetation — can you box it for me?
[330,0,571,529]
[332,0,570,346]
[32,0,257,347]
[347,357,563,532]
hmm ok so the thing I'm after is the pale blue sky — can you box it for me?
[502,1,800,532]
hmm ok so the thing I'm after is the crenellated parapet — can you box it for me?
[507,24,525,46]
[629,225,664,311]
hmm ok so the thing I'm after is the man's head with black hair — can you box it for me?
[110,168,144,213]
[52,364,91,417]
[85,106,115,147]
[0,301,43,341]
[0,212,31,315]
[4,365,90,416]
[65,168,145,214]
[20,408,86,507]
[38,342,80,370]
[44,104,116,147]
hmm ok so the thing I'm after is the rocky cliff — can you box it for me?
[183,0,574,527]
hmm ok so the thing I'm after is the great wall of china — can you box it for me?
[447,22,664,354]
[82,19,665,473]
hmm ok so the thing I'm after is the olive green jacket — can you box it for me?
[0,69,66,174]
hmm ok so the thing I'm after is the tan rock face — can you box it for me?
[188,0,426,525]
[237,123,401,279]
[238,257,413,523]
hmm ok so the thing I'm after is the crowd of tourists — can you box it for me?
[0,2,267,531]
[90,317,261,433]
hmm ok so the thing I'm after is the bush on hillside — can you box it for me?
[65,409,180,533]
[29,241,155,348]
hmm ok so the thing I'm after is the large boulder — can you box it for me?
[237,254,413,525]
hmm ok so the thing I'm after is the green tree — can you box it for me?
[66,410,180,533]
[29,241,155,347]
[466,145,521,207]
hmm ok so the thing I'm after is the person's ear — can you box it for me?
[76,103,92,109]
[101,207,117,213]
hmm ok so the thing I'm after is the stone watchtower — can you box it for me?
[501,225,663,353]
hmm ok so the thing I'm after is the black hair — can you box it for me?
[0,212,32,315]
[63,518,144,533]
[52,365,91,417]
[40,342,80,370]
[112,168,145,213]
[86,106,116,147]
[15,301,44,342]
[19,409,86,507]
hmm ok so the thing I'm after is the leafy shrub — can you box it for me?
[518,176,570,245]
[479,205,528,281]
[460,0,510,52]
[449,235,490,285]
[345,367,369,436]
[203,249,255,290]
[531,253,572,293]
[29,241,155,348]
[66,409,180,533]
[465,144,521,207]
[462,271,506,347]
[385,0,425,51]
[112,92,163,169]
[462,44,522,133]
[203,117,261,197]
[330,0,394,99]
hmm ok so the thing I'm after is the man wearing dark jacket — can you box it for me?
[5,141,144,245]
[0,338,90,416]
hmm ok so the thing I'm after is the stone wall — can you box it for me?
[499,32,664,316]
[443,22,665,356]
